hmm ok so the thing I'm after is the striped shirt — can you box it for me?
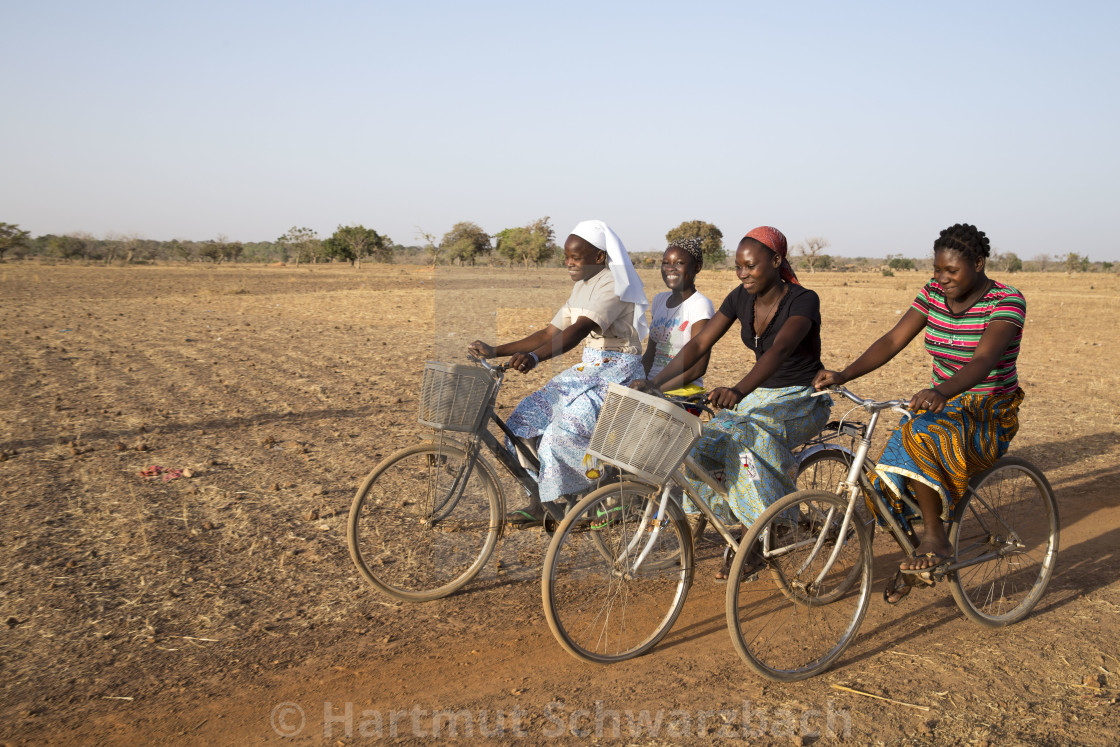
[913,280,1025,395]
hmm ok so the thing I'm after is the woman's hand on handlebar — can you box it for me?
[909,387,947,414]
[467,340,495,359]
[507,351,538,374]
[813,369,847,390]
[629,379,660,394]
[706,386,745,410]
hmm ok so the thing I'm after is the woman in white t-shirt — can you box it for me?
[641,238,715,395]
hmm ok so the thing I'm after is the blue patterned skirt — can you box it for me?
[683,385,832,525]
[873,388,1024,531]
[506,347,644,503]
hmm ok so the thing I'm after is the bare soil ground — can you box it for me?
[1,262,1118,745]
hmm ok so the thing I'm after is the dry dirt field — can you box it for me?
[1,262,1118,745]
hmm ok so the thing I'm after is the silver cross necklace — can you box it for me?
[753,283,787,350]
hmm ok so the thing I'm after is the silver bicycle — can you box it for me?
[542,384,1059,681]
[347,358,853,603]
[347,358,546,602]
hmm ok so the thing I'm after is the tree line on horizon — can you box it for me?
[0,220,1112,274]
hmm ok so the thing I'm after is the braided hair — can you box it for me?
[933,223,991,264]
[667,237,704,271]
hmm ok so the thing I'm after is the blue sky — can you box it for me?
[2,1,1117,259]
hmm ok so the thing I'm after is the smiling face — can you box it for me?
[661,247,698,292]
[563,234,607,282]
[933,248,985,301]
[734,238,782,294]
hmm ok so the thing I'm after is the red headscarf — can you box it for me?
[743,226,800,285]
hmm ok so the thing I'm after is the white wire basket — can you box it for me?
[587,383,703,485]
[417,361,497,433]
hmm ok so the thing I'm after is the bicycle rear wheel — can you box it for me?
[796,448,876,541]
[348,440,501,602]
[948,456,1059,627]
[725,489,872,681]
[687,448,854,548]
[542,480,693,663]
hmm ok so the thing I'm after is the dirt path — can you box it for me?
[64,464,1120,745]
[2,264,1117,745]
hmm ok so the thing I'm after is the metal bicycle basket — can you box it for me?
[587,383,703,485]
[418,361,497,433]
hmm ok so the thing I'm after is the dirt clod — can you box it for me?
[1082,674,1105,688]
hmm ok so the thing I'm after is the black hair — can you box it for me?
[933,223,990,263]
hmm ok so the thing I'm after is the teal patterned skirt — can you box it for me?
[682,385,831,525]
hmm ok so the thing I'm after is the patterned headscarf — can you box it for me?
[743,226,800,285]
[666,237,704,271]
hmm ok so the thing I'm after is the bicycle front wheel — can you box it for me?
[725,489,872,681]
[542,480,693,663]
[348,440,501,602]
[948,456,1059,627]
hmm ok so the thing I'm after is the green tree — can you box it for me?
[887,254,915,270]
[277,226,322,265]
[793,237,830,273]
[47,234,91,261]
[221,241,243,263]
[440,221,492,266]
[324,224,390,268]
[495,217,557,267]
[1006,253,1022,273]
[199,242,222,262]
[665,220,725,268]
[0,222,31,260]
[1064,252,1090,273]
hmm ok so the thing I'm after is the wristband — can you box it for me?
[527,352,540,366]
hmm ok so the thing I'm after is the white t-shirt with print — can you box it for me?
[648,291,715,386]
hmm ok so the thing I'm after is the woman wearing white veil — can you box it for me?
[469,220,648,523]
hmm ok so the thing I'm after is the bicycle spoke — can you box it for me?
[948,458,1058,627]
[544,482,692,663]
[727,490,871,681]
[348,443,500,602]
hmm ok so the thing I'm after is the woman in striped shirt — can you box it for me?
[813,224,1025,602]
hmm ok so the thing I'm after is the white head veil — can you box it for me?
[569,220,649,341]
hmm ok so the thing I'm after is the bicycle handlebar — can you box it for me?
[664,392,715,417]
[816,385,912,418]
[466,353,509,373]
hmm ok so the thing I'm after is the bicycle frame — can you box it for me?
[611,388,919,582]
[817,386,1023,578]
[424,359,545,529]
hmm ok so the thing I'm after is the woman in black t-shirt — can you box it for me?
[634,227,830,573]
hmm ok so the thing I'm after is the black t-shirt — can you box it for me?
[717,283,823,388]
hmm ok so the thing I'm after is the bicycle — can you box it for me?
[347,357,554,602]
[541,384,861,664]
[542,384,1059,681]
[347,359,854,603]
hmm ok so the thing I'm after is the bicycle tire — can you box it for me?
[681,448,855,549]
[725,489,872,682]
[542,480,693,663]
[347,440,502,602]
[796,448,876,543]
[947,456,1059,627]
